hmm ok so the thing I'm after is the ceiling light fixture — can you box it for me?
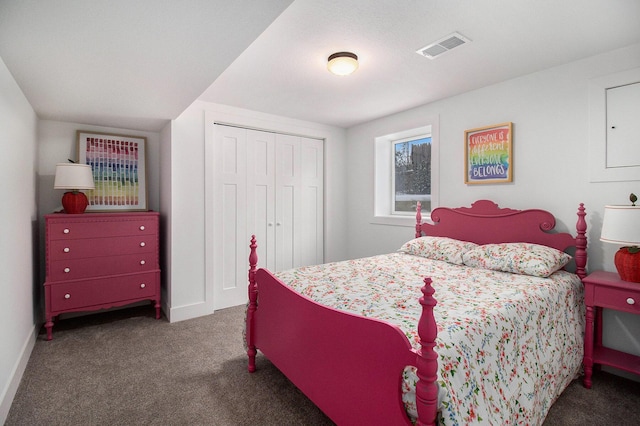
[327,52,358,76]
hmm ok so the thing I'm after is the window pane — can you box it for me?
[394,137,431,213]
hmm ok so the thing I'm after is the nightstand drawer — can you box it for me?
[48,235,156,260]
[49,272,158,312]
[593,285,640,314]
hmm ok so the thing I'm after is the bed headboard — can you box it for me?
[416,200,587,279]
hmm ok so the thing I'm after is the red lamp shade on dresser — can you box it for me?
[53,163,95,214]
[601,205,640,283]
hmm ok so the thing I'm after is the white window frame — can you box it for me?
[373,117,439,227]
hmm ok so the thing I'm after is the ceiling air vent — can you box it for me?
[416,32,471,59]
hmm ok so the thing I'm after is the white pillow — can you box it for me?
[462,242,572,277]
[399,236,479,265]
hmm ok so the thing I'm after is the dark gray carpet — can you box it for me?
[5,305,640,425]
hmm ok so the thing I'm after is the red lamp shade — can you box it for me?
[614,247,640,283]
[61,191,90,214]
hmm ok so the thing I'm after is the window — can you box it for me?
[392,135,432,214]
[373,118,439,226]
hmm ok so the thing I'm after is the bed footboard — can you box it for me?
[246,236,439,425]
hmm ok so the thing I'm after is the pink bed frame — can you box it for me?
[246,200,587,425]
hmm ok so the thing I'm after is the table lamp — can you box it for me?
[54,163,95,214]
[601,202,640,282]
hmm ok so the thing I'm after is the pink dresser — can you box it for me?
[44,212,161,340]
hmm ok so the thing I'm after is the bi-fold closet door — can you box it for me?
[212,124,323,309]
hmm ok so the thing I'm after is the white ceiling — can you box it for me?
[1,1,639,132]
[0,0,293,131]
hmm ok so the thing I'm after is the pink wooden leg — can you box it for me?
[415,201,422,238]
[583,305,595,388]
[247,235,258,373]
[154,300,161,319]
[45,316,54,341]
[594,307,603,373]
[416,278,438,426]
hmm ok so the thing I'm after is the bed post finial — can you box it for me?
[416,277,438,426]
[416,201,423,238]
[247,235,258,372]
[575,203,587,280]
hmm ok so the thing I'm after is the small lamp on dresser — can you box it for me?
[53,163,95,214]
[601,201,640,283]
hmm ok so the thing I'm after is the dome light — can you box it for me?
[327,52,358,76]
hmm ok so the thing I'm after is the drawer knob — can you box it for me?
[63,247,70,253]
[140,242,146,247]
[64,267,70,273]
[139,225,145,231]
[627,298,636,305]
[140,283,146,289]
[64,293,70,299]
[140,260,146,265]
[63,228,70,234]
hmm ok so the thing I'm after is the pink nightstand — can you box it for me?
[582,270,640,388]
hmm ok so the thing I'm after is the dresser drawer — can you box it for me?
[48,253,157,281]
[48,235,157,260]
[593,285,640,314]
[48,272,158,312]
[47,217,157,240]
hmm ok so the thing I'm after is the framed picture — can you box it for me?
[464,122,513,184]
[77,130,148,211]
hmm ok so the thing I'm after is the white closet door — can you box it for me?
[274,133,302,271]
[299,137,324,266]
[212,125,248,309]
[212,124,324,310]
[246,129,276,271]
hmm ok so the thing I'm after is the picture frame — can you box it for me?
[77,130,148,211]
[464,122,513,184]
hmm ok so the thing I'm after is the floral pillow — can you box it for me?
[462,242,572,277]
[399,236,478,265]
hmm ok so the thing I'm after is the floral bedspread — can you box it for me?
[274,252,584,425]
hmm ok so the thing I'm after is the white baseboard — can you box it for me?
[167,300,214,323]
[0,325,37,424]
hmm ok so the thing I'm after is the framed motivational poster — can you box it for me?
[77,130,148,211]
[464,122,513,184]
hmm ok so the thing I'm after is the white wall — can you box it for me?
[167,101,347,322]
[347,43,640,267]
[346,42,640,369]
[37,120,161,216]
[0,56,38,423]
